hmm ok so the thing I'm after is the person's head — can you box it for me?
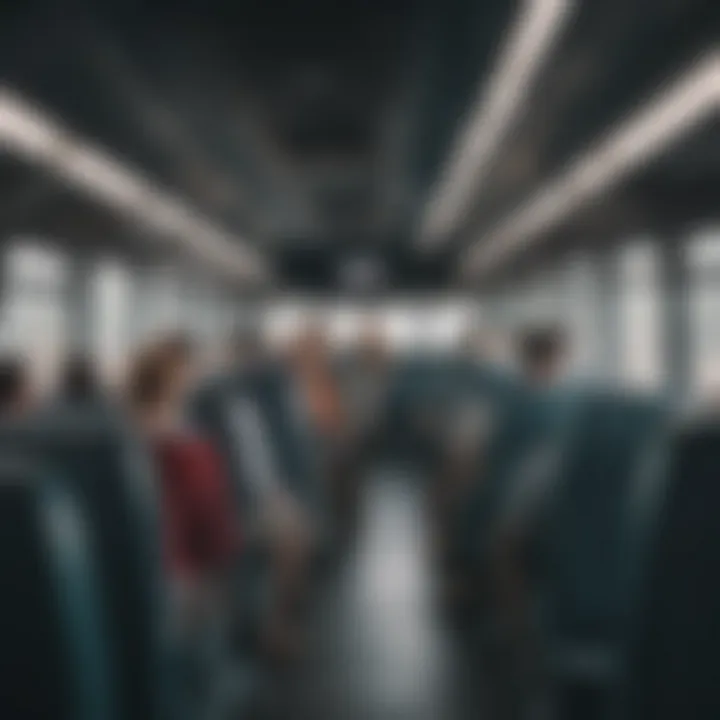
[228,322,266,370]
[357,324,388,370]
[290,324,328,372]
[0,356,32,417]
[517,325,568,386]
[61,354,100,402]
[155,332,198,390]
[126,343,192,428]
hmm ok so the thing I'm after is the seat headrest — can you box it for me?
[0,462,115,720]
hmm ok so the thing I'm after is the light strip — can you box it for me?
[0,86,268,284]
[420,0,575,246]
[461,51,720,279]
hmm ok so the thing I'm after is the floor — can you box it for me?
[269,470,487,720]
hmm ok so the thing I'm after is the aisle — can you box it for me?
[272,471,486,720]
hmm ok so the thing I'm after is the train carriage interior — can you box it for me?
[0,0,719,718]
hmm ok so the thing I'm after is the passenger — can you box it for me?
[516,325,568,388]
[127,340,242,716]
[288,325,347,443]
[126,343,239,590]
[0,356,33,419]
[219,327,316,661]
[488,325,574,703]
[59,354,103,404]
[288,326,353,529]
[345,325,391,453]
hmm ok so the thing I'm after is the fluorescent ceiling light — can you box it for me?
[461,51,720,279]
[0,86,268,284]
[420,0,575,246]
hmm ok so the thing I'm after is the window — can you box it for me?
[688,228,720,397]
[618,240,663,389]
[93,260,131,381]
[0,240,68,387]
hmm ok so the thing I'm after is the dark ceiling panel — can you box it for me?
[0,0,715,290]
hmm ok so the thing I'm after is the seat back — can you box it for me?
[194,363,321,501]
[465,384,577,553]
[540,391,668,649]
[385,355,514,470]
[0,408,167,720]
[0,461,115,720]
[621,415,720,720]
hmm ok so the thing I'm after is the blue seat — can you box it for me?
[531,390,668,717]
[0,460,115,720]
[0,407,169,720]
[618,413,720,720]
[384,355,514,473]
[191,363,322,517]
[442,368,531,569]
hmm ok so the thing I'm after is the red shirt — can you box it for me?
[152,433,240,581]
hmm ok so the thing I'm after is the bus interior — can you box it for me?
[0,1,719,719]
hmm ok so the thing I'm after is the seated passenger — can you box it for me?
[59,354,104,404]
[0,356,33,419]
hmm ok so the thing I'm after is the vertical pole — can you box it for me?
[658,235,691,403]
[65,255,95,355]
[596,246,622,383]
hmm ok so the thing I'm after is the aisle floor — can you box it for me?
[270,471,487,720]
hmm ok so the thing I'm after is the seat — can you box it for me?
[383,354,514,474]
[0,460,115,720]
[0,407,169,720]
[443,369,535,573]
[618,413,720,720]
[532,390,668,718]
[191,363,322,517]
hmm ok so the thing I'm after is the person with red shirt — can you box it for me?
[126,341,240,623]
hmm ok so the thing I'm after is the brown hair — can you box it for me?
[155,332,196,365]
[126,344,178,410]
[517,325,567,370]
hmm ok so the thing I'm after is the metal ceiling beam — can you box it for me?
[0,87,270,284]
[420,0,576,246]
[460,51,720,281]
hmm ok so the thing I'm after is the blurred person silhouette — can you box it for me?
[339,324,392,486]
[433,327,504,569]
[127,341,240,619]
[288,325,347,444]
[516,325,569,389]
[59,353,104,404]
[347,324,391,444]
[0,356,34,419]
[127,339,244,710]
[197,325,316,662]
[287,325,354,532]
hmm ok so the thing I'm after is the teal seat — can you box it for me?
[384,355,514,473]
[0,461,115,720]
[618,414,720,720]
[191,363,321,515]
[445,372,539,570]
[0,408,169,720]
[533,390,668,717]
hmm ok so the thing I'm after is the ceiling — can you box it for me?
[0,0,717,291]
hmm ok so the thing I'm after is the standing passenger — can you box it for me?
[126,343,240,598]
